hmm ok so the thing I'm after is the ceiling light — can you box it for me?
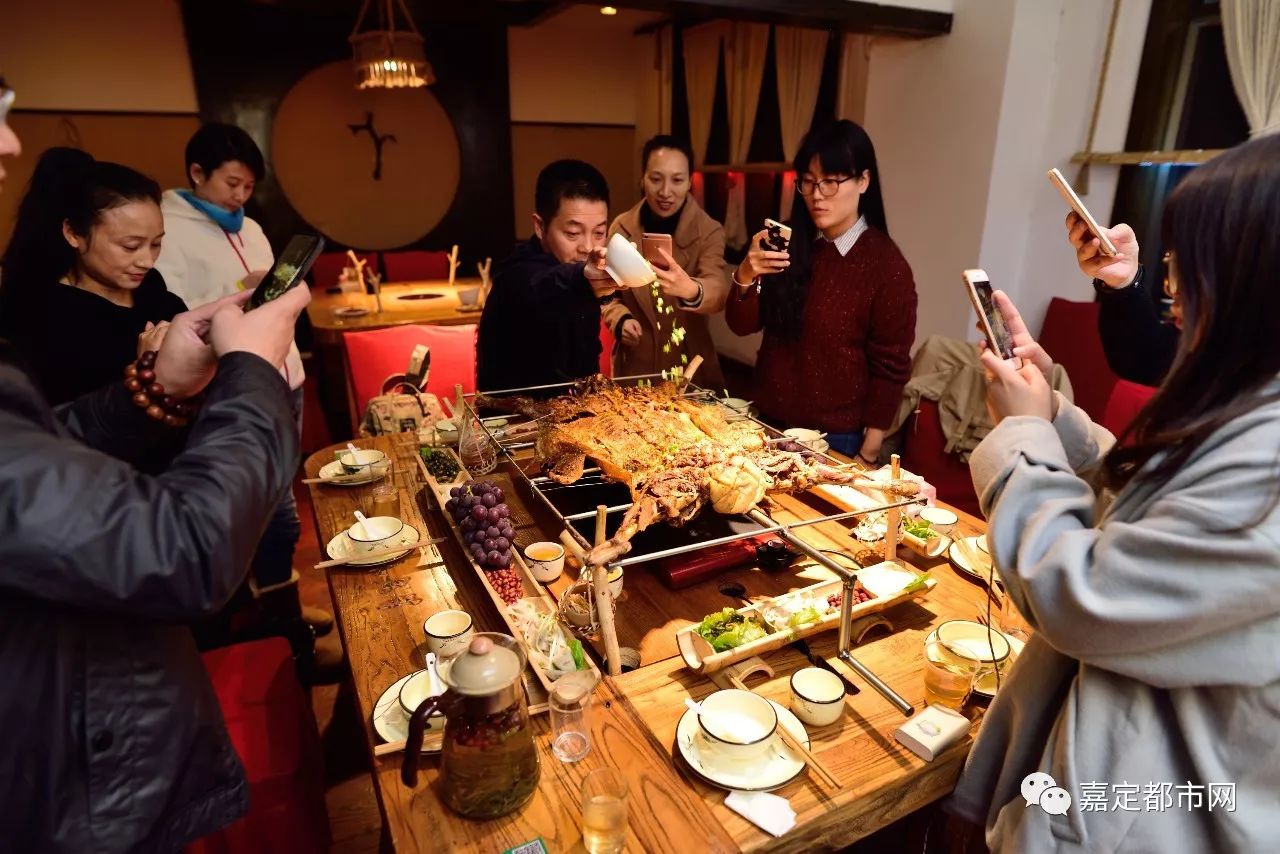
[601,6,618,15]
[349,0,434,89]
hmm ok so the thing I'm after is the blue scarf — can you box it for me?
[177,189,245,234]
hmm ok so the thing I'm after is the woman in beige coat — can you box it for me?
[604,136,729,388]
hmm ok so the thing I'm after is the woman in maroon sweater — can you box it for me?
[726,121,916,464]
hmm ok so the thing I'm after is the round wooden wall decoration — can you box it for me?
[272,61,460,249]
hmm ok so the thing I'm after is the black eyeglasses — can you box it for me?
[797,175,857,198]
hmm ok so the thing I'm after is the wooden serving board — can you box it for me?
[415,447,602,695]
[674,560,936,674]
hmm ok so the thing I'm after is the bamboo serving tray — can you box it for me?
[415,446,602,695]
[675,561,936,674]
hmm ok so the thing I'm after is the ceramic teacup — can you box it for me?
[603,233,657,288]
[458,287,481,307]
[335,447,388,475]
[695,689,778,763]
[607,567,624,598]
[346,515,406,551]
[919,506,959,535]
[524,542,565,583]
[423,609,475,658]
[398,667,447,716]
[789,667,844,727]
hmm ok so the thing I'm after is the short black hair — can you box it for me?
[534,159,609,225]
[640,135,694,174]
[184,122,265,185]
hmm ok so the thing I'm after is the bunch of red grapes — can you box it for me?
[445,480,523,605]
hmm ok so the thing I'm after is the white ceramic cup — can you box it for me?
[423,609,475,658]
[789,667,845,727]
[919,506,959,534]
[458,287,481,307]
[603,233,657,288]
[607,567,624,598]
[398,667,447,716]
[346,515,406,550]
[524,542,565,582]
[695,689,778,763]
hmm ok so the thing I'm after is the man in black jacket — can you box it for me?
[478,159,619,392]
[0,89,313,851]
[1066,211,1179,385]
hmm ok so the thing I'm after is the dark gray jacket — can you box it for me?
[0,348,298,852]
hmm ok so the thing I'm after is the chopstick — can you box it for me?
[315,536,447,569]
[302,467,398,485]
[726,675,839,789]
[374,735,443,756]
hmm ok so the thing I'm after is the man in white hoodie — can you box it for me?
[155,123,337,662]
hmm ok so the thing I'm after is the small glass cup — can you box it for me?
[995,582,1031,648]
[923,640,977,711]
[370,482,400,519]
[582,768,628,854]
[550,678,592,763]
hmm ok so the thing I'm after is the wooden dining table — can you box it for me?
[304,434,1009,853]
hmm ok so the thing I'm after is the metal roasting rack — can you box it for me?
[460,374,923,714]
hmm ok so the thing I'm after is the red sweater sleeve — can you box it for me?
[861,249,917,428]
[725,281,763,335]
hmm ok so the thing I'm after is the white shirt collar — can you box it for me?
[820,216,868,257]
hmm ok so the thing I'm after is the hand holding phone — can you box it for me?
[963,269,1016,360]
[641,233,674,271]
[759,218,792,253]
[1047,168,1116,256]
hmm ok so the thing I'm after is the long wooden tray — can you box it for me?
[675,560,936,674]
[415,446,602,695]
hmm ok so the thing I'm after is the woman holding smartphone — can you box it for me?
[953,134,1280,850]
[726,120,916,463]
[604,135,729,388]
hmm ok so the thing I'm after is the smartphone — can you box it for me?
[963,269,1016,360]
[1047,168,1117,257]
[247,234,326,310]
[760,218,792,253]
[641,233,674,270]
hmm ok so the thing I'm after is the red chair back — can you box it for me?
[383,250,451,282]
[342,324,477,426]
[1038,297,1119,423]
[310,251,378,291]
[187,639,329,854]
[1100,379,1157,441]
[899,399,982,518]
[599,321,614,377]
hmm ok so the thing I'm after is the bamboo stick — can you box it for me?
[883,454,901,562]
[592,505,623,676]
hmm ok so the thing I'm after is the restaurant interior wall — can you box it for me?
[0,0,199,254]
[863,0,1149,345]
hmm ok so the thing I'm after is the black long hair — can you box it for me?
[761,120,888,340]
[0,148,160,329]
[1105,133,1280,495]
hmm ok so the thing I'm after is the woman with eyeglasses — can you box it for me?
[725,120,916,463]
[1066,212,1180,386]
[953,133,1280,851]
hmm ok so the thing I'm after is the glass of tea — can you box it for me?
[581,768,628,854]
[923,640,977,711]
[370,482,400,519]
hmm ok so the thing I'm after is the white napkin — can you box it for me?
[725,790,796,837]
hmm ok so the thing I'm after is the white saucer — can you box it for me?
[925,626,1025,698]
[675,699,809,792]
[326,523,420,566]
[948,536,998,585]
[317,459,388,486]
[373,671,446,752]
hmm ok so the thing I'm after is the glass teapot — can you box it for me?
[402,632,540,817]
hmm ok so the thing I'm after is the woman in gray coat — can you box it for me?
[951,134,1280,851]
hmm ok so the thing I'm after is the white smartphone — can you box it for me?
[760,218,792,253]
[963,269,1017,360]
[1047,167,1117,257]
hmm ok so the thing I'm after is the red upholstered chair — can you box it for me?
[1100,379,1157,441]
[1038,297,1120,424]
[310,251,377,291]
[186,638,329,854]
[898,399,982,519]
[599,320,615,377]
[342,324,477,430]
[383,250,452,282]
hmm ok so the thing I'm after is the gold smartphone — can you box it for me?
[1047,168,1117,257]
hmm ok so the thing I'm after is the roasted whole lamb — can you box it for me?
[482,377,904,566]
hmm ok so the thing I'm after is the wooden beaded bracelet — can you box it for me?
[123,350,200,428]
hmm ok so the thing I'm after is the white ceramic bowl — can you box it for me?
[335,447,388,474]
[789,667,845,727]
[397,667,447,715]
[423,609,475,658]
[458,287,481,307]
[919,506,959,532]
[783,427,826,451]
[561,591,592,627]
[603,233,657,288]
[607,567,624,598]
[722,397,751,414]
[524,542,565,583]
[347,515,405,550]
[695,689,778,763]
[435,419,459,444]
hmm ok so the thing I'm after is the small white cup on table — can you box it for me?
[423,609,475,659]
[524,542,565,583]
